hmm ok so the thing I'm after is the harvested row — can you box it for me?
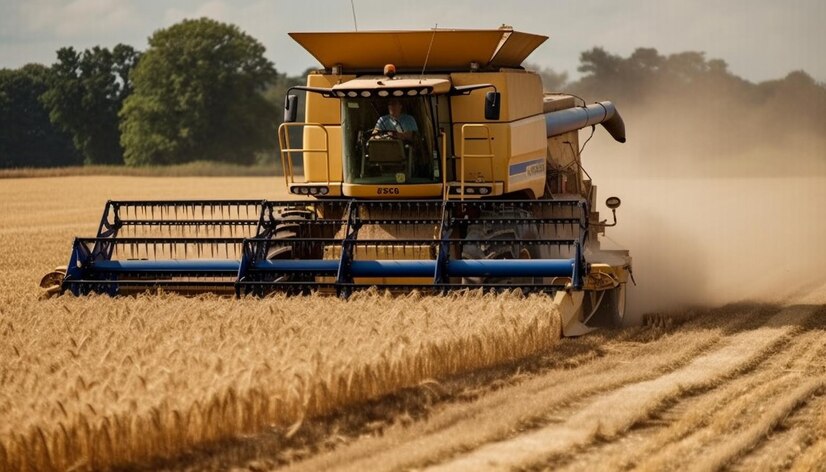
[790,400,826,471]
[557,317,826,471]
[279,304,824,472]
[426,305,814,471]
[281,304,769,472]
[0,290,561,471]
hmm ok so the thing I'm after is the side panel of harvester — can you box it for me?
[281,73,349,197]
[450,70,547,198]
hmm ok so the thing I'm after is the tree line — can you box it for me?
[537,47,826,153]
[1,18,300,168]
[2,18,824,168]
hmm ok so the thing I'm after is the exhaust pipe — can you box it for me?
[545,101,626,143]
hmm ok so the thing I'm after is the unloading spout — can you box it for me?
[545,101,626,143]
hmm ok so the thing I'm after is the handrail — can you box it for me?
[440,131,448,200]
[277,122,331,186]
[457,124,496,201]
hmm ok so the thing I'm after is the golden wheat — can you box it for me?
[0,291,561,471]
[0,176,563,471]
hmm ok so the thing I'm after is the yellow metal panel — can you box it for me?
[511,115,547,157]
[489,32,548,68]
[450,71,543,123]
[453,123,505,182]
[451,117,546,198]
[291,30,541,71]
[542,94,576,113]
[506,71,544,119]
[453,123,498,182]
[342,183,443,199]
[506,115,547,198]
[584,263,629,290]
[302,125,343,183]
[300,74,348,184]
[306,74,351,124]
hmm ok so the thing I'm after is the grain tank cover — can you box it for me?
[289,29,548,72]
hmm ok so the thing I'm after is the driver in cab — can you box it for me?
[373,99,418,139]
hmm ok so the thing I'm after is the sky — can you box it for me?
[1,0,824,83]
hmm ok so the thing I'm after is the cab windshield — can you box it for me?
[342,96,439,185]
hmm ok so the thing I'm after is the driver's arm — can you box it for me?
[373,115,390,135]
[399,114,418,140]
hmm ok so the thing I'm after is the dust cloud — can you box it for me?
[583,90,826,321]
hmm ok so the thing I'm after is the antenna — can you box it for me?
[419,24,437,84]
[350,0,358,31]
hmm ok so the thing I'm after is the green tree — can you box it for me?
[0,64,79,168]
[41,44,139,165]
[120,18,278,166]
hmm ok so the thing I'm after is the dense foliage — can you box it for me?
[120,18,278,166]
[0,23,823,168]
[0,65,79,167]
[41,45,140,165]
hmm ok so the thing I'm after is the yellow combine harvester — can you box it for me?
[44,27,631,336]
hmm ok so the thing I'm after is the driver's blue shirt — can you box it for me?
[375,114,418,133]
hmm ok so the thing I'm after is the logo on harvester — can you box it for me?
[526,163,545,176]
[509,158,546,183]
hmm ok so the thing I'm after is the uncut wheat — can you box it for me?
[0,290,561,471]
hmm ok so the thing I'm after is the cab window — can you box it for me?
[341,96,439,185]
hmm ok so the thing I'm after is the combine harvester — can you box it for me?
[42,28,631,335]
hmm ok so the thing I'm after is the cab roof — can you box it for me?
[289,28,548,73]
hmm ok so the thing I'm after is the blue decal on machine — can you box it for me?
[509,158,546,183]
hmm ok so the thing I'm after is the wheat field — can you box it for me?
[0,177,563,471]
[2,176,825,472]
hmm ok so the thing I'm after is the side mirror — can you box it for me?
[284,94,298,123]
[605,196,622,210]
[484,91,500,121]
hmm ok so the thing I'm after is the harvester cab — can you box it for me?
[42,27,632,336]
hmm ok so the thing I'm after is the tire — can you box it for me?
[266,211,316,260]
[460,213,541,287]
[583,284,627,328]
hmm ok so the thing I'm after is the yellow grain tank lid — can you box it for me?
[289,29,547,72]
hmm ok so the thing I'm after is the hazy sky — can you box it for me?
[1,0,824,82]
